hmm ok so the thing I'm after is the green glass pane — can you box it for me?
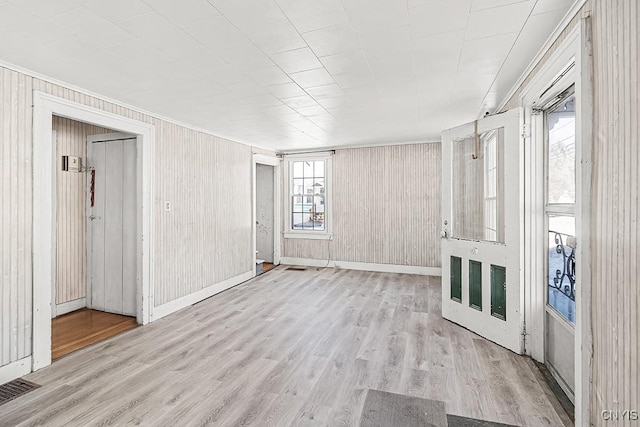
[451,256,462,302]
[469,260,482,311]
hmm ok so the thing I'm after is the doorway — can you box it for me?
[256,163,276,273]
[50,126,140,360]
[253,154,281,276]
[33,92,154,371]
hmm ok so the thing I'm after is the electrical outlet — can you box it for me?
[164,201,171,211]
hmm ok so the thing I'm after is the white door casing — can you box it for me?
[252,154,281,275]
[87,136,137,316]
[32,93,154,371]
[441,108,524,354]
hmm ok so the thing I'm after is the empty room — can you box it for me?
[0,0,638,426]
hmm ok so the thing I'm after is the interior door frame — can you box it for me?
[85,132,139,313]
[252,154,281,276]
[518,19,592,425]
[33,92,155,371]
[441,108,524,355]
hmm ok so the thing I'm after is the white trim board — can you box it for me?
[252,154,282,276]
[53,298,87,318]
[151,271,254,321]
[32,92,155,372]
[280,258,442,276]
[517,19,592,426]
[0,357,31,385]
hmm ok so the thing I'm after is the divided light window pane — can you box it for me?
[291,160,325,231]
[547,95,576,204]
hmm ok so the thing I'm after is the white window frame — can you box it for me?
[283,152,332,240]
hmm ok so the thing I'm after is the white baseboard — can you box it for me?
[280,257,442,276]
[151,270,254,321]
[0,357,32,384]
[52,298,86,318]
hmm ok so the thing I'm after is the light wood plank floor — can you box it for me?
[3,267,571,426]
[52,309,138,360]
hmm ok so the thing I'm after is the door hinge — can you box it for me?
[520,322,528,352]
[521,122,531,138]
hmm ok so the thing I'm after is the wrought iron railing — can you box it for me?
[549,230,576,301]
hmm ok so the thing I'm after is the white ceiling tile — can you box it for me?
[49,7,134,47]
[244,65,293,86]
[316,96,347,109]
[470,0,529,11]
[270,47,322,74]
[289,67,335,88]
[532,0,574,15]
[465,1,535,40]
[244,94,284,107]
[142,0,220,27]
[296,105,329,117]
[9,0,80,19]
[409,0,472,38]
[319,49,369,75]
[341,0,409,32]
[281,95,318,109]
[481,7,567,109]
[302,23,360,57]
[359,26,413,58]
[276,0,348,33]
[306,83,344,99]
[267,82,307,98]
[0,2,42,33]
[210,0,286,29]
[333,71,375,89]
[242,20,307,55]
[77,0,151,22]
[459,32,518,64]
[0,0,573,150]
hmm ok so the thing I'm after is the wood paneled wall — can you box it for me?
[0,69,32,367]
[590,0,640,422]
[153,121,252,306]
[0,65,258,369]
[283,143,441,267]
[53,116,112,306]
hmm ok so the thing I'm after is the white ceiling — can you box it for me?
[0,0,575,151]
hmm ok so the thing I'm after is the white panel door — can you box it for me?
[256,164,275,263]
[441,109,523,354]
[88,138,137,316]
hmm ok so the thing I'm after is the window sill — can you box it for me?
[284,232,332,240]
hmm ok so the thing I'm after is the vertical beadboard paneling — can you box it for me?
[283,143,441,267]
[0,64,262,368]
[153,121,252,306]
[53,116,112,306]
[591,1,640,423]
[1,68,33,365]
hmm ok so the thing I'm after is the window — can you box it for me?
[545,88,576,324]
[284,153,332,239]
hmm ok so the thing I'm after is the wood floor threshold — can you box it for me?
[53,321,137,360]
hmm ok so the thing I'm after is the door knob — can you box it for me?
[440,229,449,239]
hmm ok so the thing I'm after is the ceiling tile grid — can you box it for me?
[0,0,577,150]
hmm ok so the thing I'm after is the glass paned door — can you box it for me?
[441,108,523,355]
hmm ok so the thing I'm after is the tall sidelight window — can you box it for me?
[284,153,332,239]
[545,87,576,324]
